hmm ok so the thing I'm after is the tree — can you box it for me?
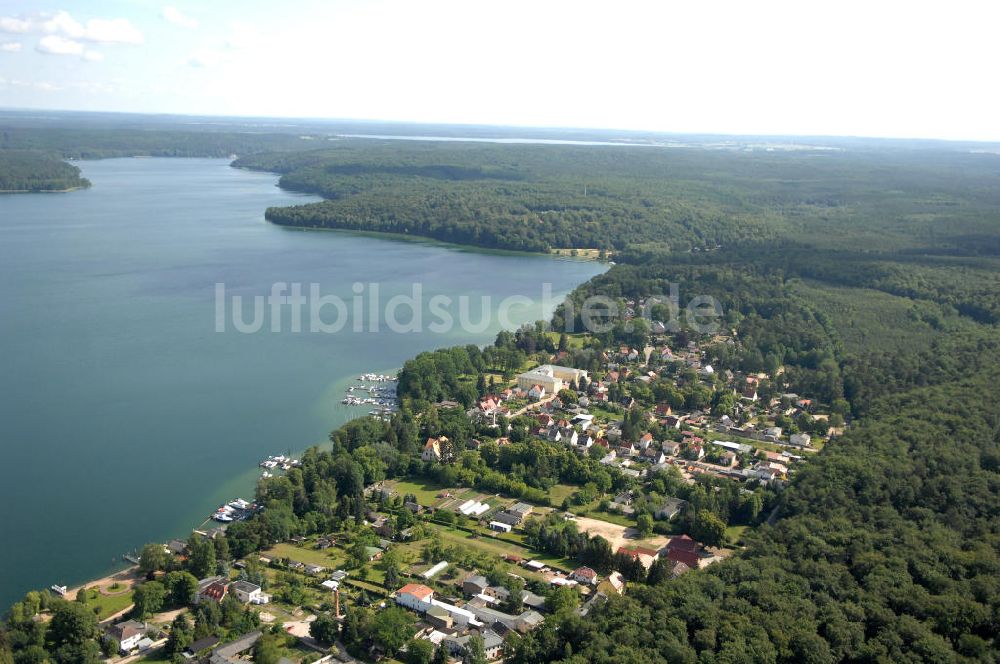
[371,607,416,656]
[546,585,579,614]
[100,636,119,658]
[253,632,281,664]
[691,511,726,548]
[636,513,653,537]
[405,638,434,664]
[187,535,216,579]
[48,600,98,646]
[132,581,167,618]
[139,543,168,576]
[165,614,193,656]
[464,634,487,664]
[431,645,449,664]
[310,614,340,646]
[164,571,199,606]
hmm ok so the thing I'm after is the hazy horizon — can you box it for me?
[2,0,999,143]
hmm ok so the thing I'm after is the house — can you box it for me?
[505,502,533,523]
[662,535,712,569]
[230,580,269,605]
[396,583,435,612]
[599,571,626,595]
[616,441,638,457]
[638,432,654,450]
[752,461,788,483]
[571,566,598,585]
[444,630,504,660]
[790,432,812,447]
[463,574,490,597]
[617,546,658,570]
[303,563,326,576]
[195,577,228,604]
[717,451,738,468]
[489,521,513,533]
[654,497,688,520]
[522,591,546,612]
[206,631,261,664]
[662,441,681,456]
[528,384,546,401]
[421,437,444,462]
[184,636,221,656]
[106,620,146,654]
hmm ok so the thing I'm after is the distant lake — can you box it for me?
[0,158,606,609]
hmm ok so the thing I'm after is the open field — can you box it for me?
[571,515,668,551]
[263,542,344,569]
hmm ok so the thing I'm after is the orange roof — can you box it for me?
[398,583,433,600]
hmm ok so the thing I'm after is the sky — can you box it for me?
[0,0,998,141]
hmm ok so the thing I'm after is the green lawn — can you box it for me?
[431,525,574,574]
[77,587,134,620]
[386,478,452,506]
[264,542,344,568]
[547,484,578,506]
[725,525,749,545]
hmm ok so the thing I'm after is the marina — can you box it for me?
[341,372,400,419]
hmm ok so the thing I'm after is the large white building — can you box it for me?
[516,365,588,394]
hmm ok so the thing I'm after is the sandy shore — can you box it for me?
[63,565,141,601]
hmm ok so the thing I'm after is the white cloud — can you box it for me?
[82,50,104,62]
[82,17,143,44]
[0,16,31,33]
[36,34,84,55]
[0,11,143,44]
[0,41,22,52]
[162,6,198,30]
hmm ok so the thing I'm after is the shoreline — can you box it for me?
[0,185,89,194]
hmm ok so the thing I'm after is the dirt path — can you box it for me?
[508,395,554,418]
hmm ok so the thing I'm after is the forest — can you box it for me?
[0,151,90,192]
[236,140,1000,259]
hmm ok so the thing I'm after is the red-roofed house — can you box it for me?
[662,535,711,569]
[617,546,659,570]
[396,583,435,612]
[571,566,599,585]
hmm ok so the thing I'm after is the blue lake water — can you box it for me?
[0,158,605,608]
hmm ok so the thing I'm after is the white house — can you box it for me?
[106,620,146,654]
[230,580,269,605]
[421,437,445,462]
[396,583,435,612]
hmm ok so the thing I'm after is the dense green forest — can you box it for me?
[0,151,90,192]
[237,141,1000,257]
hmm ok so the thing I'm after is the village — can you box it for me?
[51,314,843,664]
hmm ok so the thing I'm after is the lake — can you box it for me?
[0,158,605,608]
